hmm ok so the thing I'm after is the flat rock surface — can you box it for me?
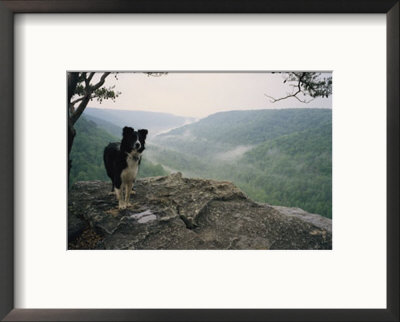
[68,173,332,250]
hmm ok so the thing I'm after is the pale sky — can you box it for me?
[87,72,332,118]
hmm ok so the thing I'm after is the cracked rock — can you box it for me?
[68,173,332,250]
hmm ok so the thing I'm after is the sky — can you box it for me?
[87,72,332,118]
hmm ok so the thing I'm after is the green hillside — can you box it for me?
[151,109,332,218]
[240,124,332,217]
[69,117,168,185]
[158,109,329,143]
[84,113,122,137]
[155,108,331,156]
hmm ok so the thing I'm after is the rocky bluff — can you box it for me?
[68,173,332,250]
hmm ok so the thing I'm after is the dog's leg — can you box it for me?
[114,176,125,209]
[125,182,133,206]
[115,187,121,206]
[108,183,115,195]
[115,186,126,210]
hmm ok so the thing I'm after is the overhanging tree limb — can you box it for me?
[70,72,111,124]
[266,72,332,103]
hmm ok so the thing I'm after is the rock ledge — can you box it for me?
[68,173,332,250]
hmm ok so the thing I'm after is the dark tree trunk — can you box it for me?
[68,72,79,103]
[68,122,76,155]
[66,72,111,187]
[67,72,79,188]
[68,120,76,188]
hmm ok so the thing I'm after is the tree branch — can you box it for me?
[87,72,95,84]
[70,95,94,106]
[70,96,85,106]
[91,72,111,91]
[70,72,111,125]
[264,87,315,104]
[265,72,329,104]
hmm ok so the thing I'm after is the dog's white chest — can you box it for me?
[121,155,139,183]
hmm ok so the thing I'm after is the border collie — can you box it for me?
[103,126,148,209]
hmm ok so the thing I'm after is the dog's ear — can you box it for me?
[138,129,148,140]
[122,126,134,136]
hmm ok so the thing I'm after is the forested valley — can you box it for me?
[70,108,332,218]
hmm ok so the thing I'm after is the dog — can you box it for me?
[103,126,148,209]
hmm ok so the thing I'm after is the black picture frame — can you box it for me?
[0,1,398,321]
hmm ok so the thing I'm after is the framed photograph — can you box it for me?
[1,0,398,321]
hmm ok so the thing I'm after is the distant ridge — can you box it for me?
[84,107,195,137]
[157,108,331,146]
[83,113,122,137]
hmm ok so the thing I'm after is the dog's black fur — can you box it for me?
[103,126,148,209]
